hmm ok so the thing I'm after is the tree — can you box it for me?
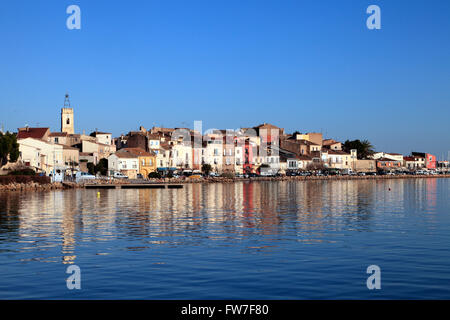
[343,139,374,159]
[0,132,19,166]
[87,162,95,175]
[94,158,108,176]
[201,164,212,176]
[148,171,162,179]
[306,162,326,171]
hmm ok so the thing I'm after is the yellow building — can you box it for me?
[125,148,157,178]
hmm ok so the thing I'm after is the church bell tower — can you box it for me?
[61,94,74,134]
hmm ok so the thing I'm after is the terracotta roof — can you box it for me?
[254,123,280,129]
[296,155,313,161]
[118,148,155,157]
[403,156,415,161]
[328,150,350,155]
[378,157,401,162]
[17,127,49,139]
[322,139,340,146]
[49,132,68,137]
[147,133,161,140]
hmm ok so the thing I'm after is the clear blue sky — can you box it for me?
[0,0,449,158]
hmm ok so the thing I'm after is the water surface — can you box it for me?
[1,179,449,299]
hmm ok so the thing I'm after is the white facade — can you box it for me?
[95,133,112,146]
[169,143,192,169]
[18,138,64,175]
[372,152,403,162]
[107,154,139,176]
[202,140,223,172]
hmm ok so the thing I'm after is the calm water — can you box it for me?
[1,179,450,299]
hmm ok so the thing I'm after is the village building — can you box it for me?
[354,159,376,173]
[411,152,436,169]
[321,149,356,170]
[372,152,404,162]
[17,137,64,175]
[322,139,342,151]
[107,149,139,179]
[121,147,157,177]
[376,158,402,170]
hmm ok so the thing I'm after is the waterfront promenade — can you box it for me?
[1,174,450,192]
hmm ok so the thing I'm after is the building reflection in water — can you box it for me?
[0,178,442,262]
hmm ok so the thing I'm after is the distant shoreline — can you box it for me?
[1,174,450,192]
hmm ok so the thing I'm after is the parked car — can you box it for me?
[113,172,128,179]
[75,171,96,183]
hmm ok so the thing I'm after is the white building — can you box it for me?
[107,150,139,179]
[18,137,64,175]
[372,152,403,162]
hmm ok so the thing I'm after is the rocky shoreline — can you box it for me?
[1,174,450,192]
[0,181,81,192]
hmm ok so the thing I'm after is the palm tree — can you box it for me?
[343,139,375,159]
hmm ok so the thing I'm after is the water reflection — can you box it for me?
[0,179,442,266]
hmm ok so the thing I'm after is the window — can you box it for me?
[142,159,145,166]
[55,137,59,143]
[66,118,70,125]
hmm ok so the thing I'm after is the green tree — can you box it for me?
[343,139,375,159]
[148,171,162,179]
[94,158,108,176]
[87,162,95,175]
[0,132,19,166]
[201,164,212,176]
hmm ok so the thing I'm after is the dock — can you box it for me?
[84,184,183,189]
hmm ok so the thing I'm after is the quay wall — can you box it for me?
[1,174,450,192]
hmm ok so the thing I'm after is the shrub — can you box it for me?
[9,168,36,176]
[221,172,234,179]
[148,171,162,179]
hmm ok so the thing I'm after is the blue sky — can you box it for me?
[0,0,449,158]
